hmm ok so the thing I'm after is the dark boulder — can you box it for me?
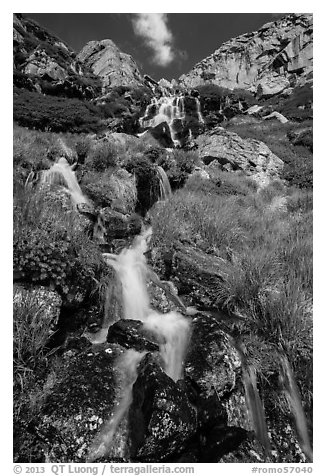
[100,209,142,239]
[128,354,197,462]
[14,344,124,463]
[106,319,164,352]
[144,122,174,148]
[171,243,230,307]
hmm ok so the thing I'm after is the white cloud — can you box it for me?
[131,13,175,67]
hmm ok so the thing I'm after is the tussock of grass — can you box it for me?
[151,181,312,421]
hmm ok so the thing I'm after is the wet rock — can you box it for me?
[185,313,242,398]
[101,209,142,239]
[129,354,197,462]
[143,122,175,148]
[107,319,163,352]
[14,345,123,463]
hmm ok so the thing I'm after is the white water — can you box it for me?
[87,349,146,462]
[88,228,191,459]
[195,97,205,124]
[41,157,88,206]
[103,226,191,380]
[157,166,172,201]
[139,93,205,147]
[279,353,313,462]
[139,96,186,147]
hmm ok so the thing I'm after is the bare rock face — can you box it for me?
[194,127,284,187]
[77,39,144,91]
[179,14,313,96]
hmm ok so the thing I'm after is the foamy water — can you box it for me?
[41,157,88,205]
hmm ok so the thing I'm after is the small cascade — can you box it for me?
[234,341,271,457]
[195,97,205,124]
[103,227,191,379]
[279,352,313,462]
[41,157,88,206]
[90,228,191,458]
[243,365,271,457]
[156,165,172,201]
[139,94,186,147]
[87,349,146,462]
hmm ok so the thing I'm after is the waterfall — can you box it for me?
[157,166,172,201]
[41,157,88,206]
[234,340,271,457]
[139,94,186,147]
[279,353,313,462]
[88,227,191,459]
[87,349,146,462]
[195,97,205,124]
[103,227,191,380]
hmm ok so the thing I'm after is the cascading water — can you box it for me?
[195,97,205,124]
[88,227,191,460]
[41,157,88,206]
[139,92,205,147]
[139,95,186,147]
[87,348,146,462]
[156,165,172,201]
[233,340,271,457]
[279,352,313,462]
[103,226,190,381]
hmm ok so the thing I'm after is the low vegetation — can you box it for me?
[225,118,313,189]
[150,178,313,425]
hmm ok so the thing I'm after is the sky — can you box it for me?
[25,13,287,81]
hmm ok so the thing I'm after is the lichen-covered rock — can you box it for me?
[14,344,123,463]
[185,314,242,398]
[171,243,230,307]
[194,127,284,187]
[129,354,197,462]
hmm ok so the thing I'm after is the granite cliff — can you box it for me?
[77,39,144,92]
[179,14,313,97]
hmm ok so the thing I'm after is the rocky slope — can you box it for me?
[179,14,313,97]
[13,13,101,98]
[77,39,144,92]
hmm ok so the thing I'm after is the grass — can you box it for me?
[225,117,313,189]
[151,179,313,424]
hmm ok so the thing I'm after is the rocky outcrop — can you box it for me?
[194,127,284,186]
[13,14,100,98]
[179,14,313,96]
[14,344,123,463]
[77,39,144,91]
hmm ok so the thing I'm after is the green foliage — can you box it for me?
[13,290,55,375]
[86,140,119,171]
[225,118,313,189]
[157,149,200,189]
[14,88,104,133]
[281,155,313,189]
[185,170,258,197]
[81,168,137,211]
[13,186,106,297]
[74,136,92,164]
[264,84,313,121]
[151,184,312,420]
